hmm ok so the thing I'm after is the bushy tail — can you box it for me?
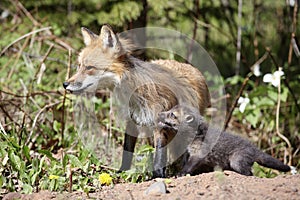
[256,152,291,172]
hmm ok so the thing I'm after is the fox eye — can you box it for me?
[85,66,95,70]
[170,112,176,119]
[185,115,194,123]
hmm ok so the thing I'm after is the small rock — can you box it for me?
[197,191,205,196]
[144,181,167,195]
[3,192,22,200]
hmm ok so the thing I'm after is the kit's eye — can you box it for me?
[86,66,95,70]
[185,115,194,123]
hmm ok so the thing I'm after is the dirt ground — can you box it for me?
[3,171,300,200]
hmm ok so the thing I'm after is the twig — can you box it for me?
[275,68,292,166]
[11,0,40,26]
[8,31,31,79]
[10,47,71,66]
[266,48,293,165]
[0,103,19,126]
[0,89,63,98]
[223,52,268,130]
[266,48,300,113]
[187,0,200,63]
[235,0,243,75]
[26,102,60,148]
[61,49,72,146]
[0,121,7,136]
[223,75,249,131]
[0,27,52,56]
[69,165,73,193]
[34,44,54,79]
[288,2,298,65]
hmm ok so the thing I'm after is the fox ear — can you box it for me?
[99,25,121,53]
[81,27,98,46]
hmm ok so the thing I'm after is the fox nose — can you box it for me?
[157,112,165,120]
[63,82,70,89]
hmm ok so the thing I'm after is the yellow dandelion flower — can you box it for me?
[49,175,59,180]
[99,173,112,185]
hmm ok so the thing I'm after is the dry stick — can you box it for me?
[235,0,243,75]
[0,89,62,98]
[266,49,293,166]
[186,0,200,63]
[12,0,40,26]
[7,36,31,79]
[26,102,60,148]
[276,69,292,166]
[0,103,18,126]
[0,27,51,56]
[287,2,298,65]
[24,45,54,148]
[33,44,54,79]
[69,166,73,193]
[62,50,72,193]
[223,52,268,131]
[285,2,300,113]
[223,75,249,131]
[0,121,7,136]
[12,0,73,52]
[61,49,72,146]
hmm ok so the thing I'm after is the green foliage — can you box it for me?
[0,0,299,194]
[115,145,154,183]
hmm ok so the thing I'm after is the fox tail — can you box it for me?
[256,152,291,172]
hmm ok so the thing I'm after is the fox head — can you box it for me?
[63,25,127,94]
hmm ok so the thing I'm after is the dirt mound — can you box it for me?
[3,171,300,200]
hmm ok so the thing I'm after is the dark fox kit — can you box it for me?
[157,105,292,176]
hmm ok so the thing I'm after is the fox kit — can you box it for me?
[63,25,210,178]
[157,105,292,176]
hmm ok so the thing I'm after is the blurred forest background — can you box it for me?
[0,0,299,194]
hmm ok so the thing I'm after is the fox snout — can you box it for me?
[157,112,167,122]
[63,82,70,89]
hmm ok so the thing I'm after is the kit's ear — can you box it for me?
[99,24,122,54]
[81,27,98,46]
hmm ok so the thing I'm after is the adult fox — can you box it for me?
[63,24,210,178]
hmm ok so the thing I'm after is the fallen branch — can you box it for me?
[26,101,60,148]
[0,27,52,56]
[223,52,268,130]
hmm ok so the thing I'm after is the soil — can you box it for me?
[3,171,300,200]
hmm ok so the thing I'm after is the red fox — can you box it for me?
[63,25,211,178]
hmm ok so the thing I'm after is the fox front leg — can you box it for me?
[180,156,204,176]
[152,129,169,178]
[119,121,139,172]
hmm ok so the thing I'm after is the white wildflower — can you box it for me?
[237,97,250,113]
[263,69,284,87]
[289,0,295,7]
[253,63,261,77]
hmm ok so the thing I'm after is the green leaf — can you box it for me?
[68,154,83,168]
[38,149,56,161]
[53,120,61,133]
[8,150,21,171]
[31,172,39,185]
[22,145,31,161]
[268,90,278,102]
[38,156,46,173]
[245,108,260,128]
[280,87,288,102]
[22,184,33,194]
[63,154,69,169]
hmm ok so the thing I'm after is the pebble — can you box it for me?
[144,181,167,195]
